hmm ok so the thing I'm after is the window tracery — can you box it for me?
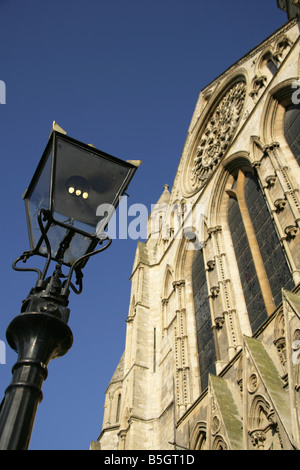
[284,103,300,164]
[227,167,294,332]
[191,81,246,190]
[192,248,217,391]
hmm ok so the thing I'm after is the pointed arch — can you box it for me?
[181,72,248,198]
[129,294,136,318]
[162,265,174,299]
[174,236,194,282]
[251,136,265,162]
[260,81,300,285]
[248,394,283,450]
[262,78,300,149]
[207,151,252,230]
[273,310,287,372]
[259,49,280,77]
[189,421,207,450]
[173,228,216,392]
[249,394,272,430]
[212,435,228,450]
[206,150,294,334]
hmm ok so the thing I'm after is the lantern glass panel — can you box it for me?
[23,131,137,266]
[38,223,93,265]
[25,146,52,251]
[52,135,134,234]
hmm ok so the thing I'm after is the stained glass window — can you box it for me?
[192,249,216,390]
[228,170,294,333]
[284,104,300,164]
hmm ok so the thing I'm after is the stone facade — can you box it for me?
[92,2,300,450]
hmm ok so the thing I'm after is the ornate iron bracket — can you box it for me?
[12,208,112,299]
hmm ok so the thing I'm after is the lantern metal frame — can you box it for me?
[0,125,140,449]
[14,127,139,297]
[22,129,138,268]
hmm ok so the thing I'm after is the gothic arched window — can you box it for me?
[192,248,216,391]
[284,103,300,164]
[116,393,121,423]
[228,168,294,333]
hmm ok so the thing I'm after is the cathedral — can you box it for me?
[92,0,300,450]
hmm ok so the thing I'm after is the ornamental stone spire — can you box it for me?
[277,0,300,19]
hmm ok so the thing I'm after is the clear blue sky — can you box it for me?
[0,0,286,450]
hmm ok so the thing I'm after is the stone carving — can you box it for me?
[285,225,298,239]
[214,316,225,330]
[274,198,286,211]
[265,174,277,188]
[274,337,287,367]
[211,415,221,435]
[293,329,300,391]
[191,81,246,190]
[206,259,216,271]
[210,286,220,298]
[250,430,267,449]
[274,35,292,61]
[250,75,267,99]
[247,373,259,394]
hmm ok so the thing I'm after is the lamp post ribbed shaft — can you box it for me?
[0,309,73,450]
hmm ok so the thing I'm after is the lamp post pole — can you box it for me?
[0,265,73,450]
[0,124,140,449]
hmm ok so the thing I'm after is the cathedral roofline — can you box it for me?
[277,0,300,20]
[198,17,298,98]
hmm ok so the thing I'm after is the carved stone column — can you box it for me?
[161,298,168,337]
[207,225,241,359]
[172,281,192,416]
[263,142,300,284]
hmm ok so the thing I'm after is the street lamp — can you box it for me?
[0,122,140,450]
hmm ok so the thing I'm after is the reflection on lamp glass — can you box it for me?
[66,176,89,200]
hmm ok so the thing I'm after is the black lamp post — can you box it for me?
[0,122,140,450]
